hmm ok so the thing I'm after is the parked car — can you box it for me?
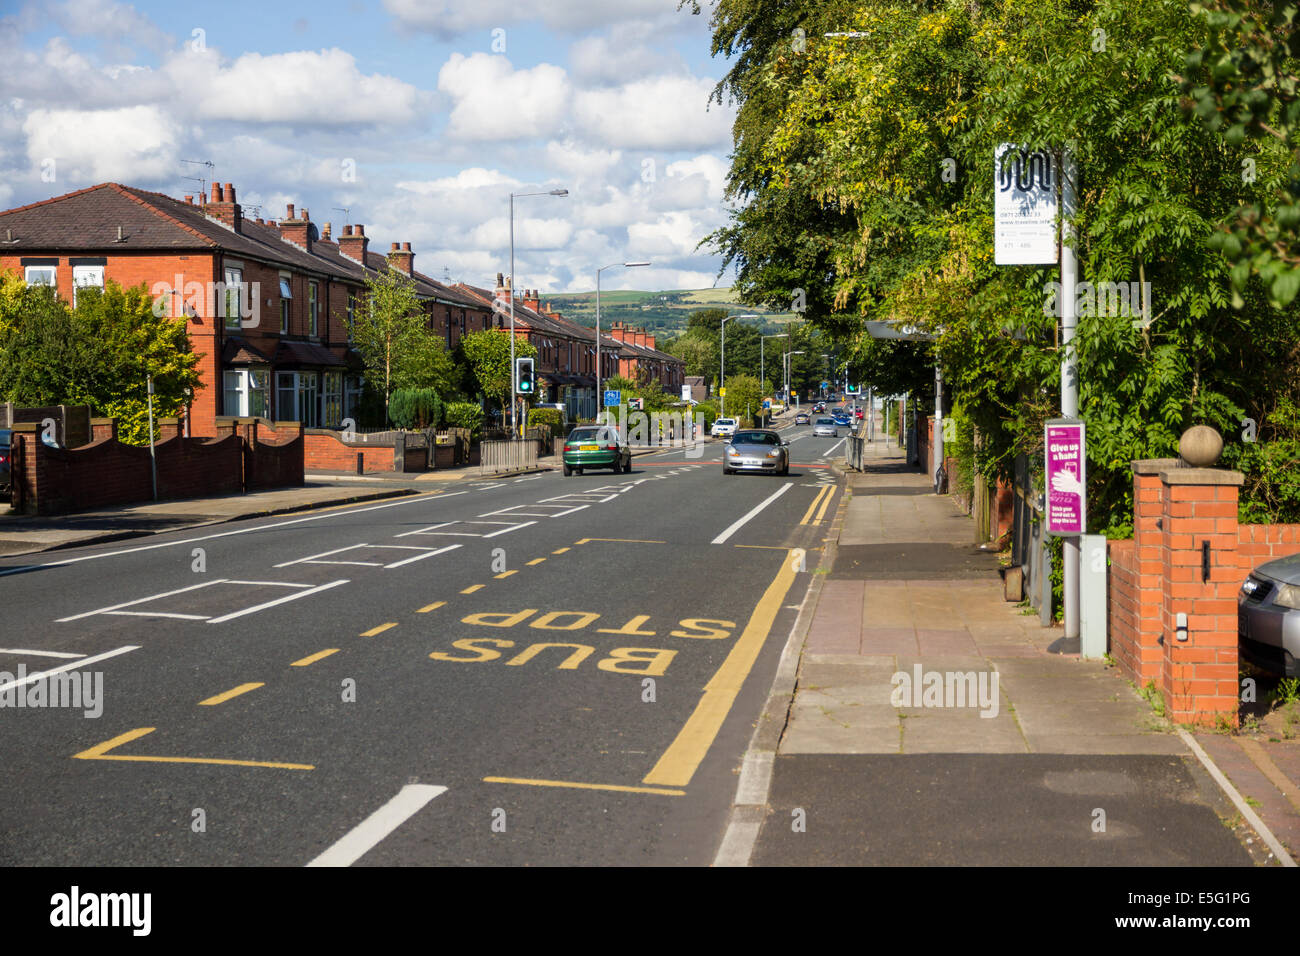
[1239,553,1300,677]
[812,417,838,438]
[723,428,790,476]
[795,412,810,425]
[711,417,738,438]
[561,425,631,476]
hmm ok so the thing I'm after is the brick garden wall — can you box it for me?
[303,429,397,473]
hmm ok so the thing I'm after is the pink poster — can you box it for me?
[1045,420,1085,535]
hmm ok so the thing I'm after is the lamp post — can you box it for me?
[720,313,759,418]
[784,350,805,407]
[596,260,650,425]
[508,187,567,436]
[760,333,788,425]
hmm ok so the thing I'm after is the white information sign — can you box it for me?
[994,144,1058,265]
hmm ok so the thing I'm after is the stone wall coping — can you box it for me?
[1160,467,1244,486]
[1132,458,1181,474]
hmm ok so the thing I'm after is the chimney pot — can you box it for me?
[211,183,222,203]
[302,208,309,221]
[355,224,365,236]
[402,241,411,251]
[391,242,400,251]
[344,224,353,236]
[184,195,193,204]
[323,222,331,240]
[286,203,295,220]
[224,183,235,203]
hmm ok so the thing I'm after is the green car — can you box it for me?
[562,425,632,476]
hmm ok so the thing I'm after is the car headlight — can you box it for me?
[1275,583,1300,610]
[728,447,740,455]
[766,450,780,458]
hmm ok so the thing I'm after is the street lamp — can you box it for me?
[508,187,567,436]
[784,350,806,407]
[760,333,788,425]
[596,261,650,423]
[720,313,759,418]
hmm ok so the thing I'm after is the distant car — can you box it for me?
[795,412,810,425]
[562,425,631,476]
[831,409,852,426]
[814,403,826,413]
[855,407,865,419]
[723,429,789,476]
[1239,553,1300,677]
[812,418,838,438]
[711,417,738,438]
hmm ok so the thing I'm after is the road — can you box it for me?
[0,425,846,866]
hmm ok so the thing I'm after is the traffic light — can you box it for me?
[846,383,861,395]
[516,357,535,395]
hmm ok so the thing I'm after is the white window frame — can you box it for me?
[224,265,244,330]
[72,265,104,308]
[308,281,319,338]
[279,275,292,334]
[24,265,56,289]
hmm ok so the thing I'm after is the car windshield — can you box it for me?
[816,418,834,425]
[569,428,611,442]
[717,419,736,426]
[733,431,779,445]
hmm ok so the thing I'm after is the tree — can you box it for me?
[0,277,203,445]
[350,257,443,418]
[456,329,538,412]
[721,373,763,425]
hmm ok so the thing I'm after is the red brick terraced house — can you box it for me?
[0,182,489,436]
[606,321,685,395]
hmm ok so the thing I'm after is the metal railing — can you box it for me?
[479,438,539,475]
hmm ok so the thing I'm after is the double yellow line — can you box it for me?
[799,485,835,526]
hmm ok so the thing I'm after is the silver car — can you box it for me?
[723,428,790,476]
[812,417,838,438]
[1239,553,1300,677]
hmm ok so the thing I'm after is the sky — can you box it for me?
[0,0,739,293]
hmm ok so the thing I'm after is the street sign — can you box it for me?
[995,144,1058,265]
[718,387,726,397]
[603,389,621,407]
[762,399,771,409]
[1045,419,1086,536]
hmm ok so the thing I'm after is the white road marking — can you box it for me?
[0,645,139,693]
[106,611,211,620]
[0,648,85,659]
[276,544,374,568]
[711,483,794,545]
[395,520,536,539]
[306,784,448,868]
[57,580,229,622]
[206,579,350,624]
[0,492,468,578]
[824,438,846,455]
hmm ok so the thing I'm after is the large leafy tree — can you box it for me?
[0,277,203,444]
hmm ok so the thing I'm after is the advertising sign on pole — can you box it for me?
[1045,419,1086,536]
[995,144,1058,265]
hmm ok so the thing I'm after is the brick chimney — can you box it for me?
[338,223,369,266]
[390,241,414,276]
[523,288,540,312]
[321,222,332,242]
[279,203,312,253]
[207,182,242,233]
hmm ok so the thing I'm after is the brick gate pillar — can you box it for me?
[1158,465,1244,727]
[1129,460,1179,685]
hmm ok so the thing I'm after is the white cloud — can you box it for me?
[54,0,174,57]
[437,53,570,141]
[23,105,180,183]
[568,22,681,83]
[574,75,732,150]
[382,0,681,38]
[176,48,423,127]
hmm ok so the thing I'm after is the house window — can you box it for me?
[309,282,319,337]
[223,368,268,417]
[224,266,244,329]
[346,293,356,341]
[24,265,56,289]
[279,277,292,333]
[276,371,319,427]
[322,371,343,427]
[345,376,363,422]
[72,265,104,308]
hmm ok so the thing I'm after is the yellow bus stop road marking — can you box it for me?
[494,570,518,579]
[360,623,398,637]
[551,547,570,554]
[483,776,684,797]
[417,601,446,613]
[643,548,799,788]
[527,558,546,566]
[461,584,485,594]
[73,728,314,771]
[292,648,340,667]
[198,682,263,706]
[813,485,836,524]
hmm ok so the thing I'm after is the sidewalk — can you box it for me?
[0,483,416,558]
[733,436,1296,865]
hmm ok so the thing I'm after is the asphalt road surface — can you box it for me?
[0,425,846,866]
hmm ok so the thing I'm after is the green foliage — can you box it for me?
[444,401,485,437]
[1223,397,1300,523]
[720,374,763,425]
[387,388,443,430]
[694,401,719,430]
[527,407,565,436]
[0,277,203,445]
[350,257,446,415]
[456,330,537,411]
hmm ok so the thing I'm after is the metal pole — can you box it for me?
[1061,147,1080,641]
[596,267,602,424]
[146,373,157,501]
[933,364,944,492]
[720,318,727,418]
[508,193,517,437]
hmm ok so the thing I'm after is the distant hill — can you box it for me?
[541,288,798,337]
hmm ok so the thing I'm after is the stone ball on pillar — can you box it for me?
[1178,424,1223,467]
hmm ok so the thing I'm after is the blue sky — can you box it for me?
[1,0,739,291]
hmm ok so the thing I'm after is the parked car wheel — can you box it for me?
[623,457,632,473]
[563,462,572,477]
